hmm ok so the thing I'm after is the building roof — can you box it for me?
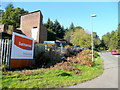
[21,10,43,17]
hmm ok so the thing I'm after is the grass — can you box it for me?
[0,68,2,89]
[2,57,104,88]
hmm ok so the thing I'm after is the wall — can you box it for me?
[20,11,41,43]
[20,10,47,43]
[40,24,47,43]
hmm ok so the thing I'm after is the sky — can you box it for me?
[2,2,118,39]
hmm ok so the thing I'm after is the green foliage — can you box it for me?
[74,26,83,30]
[2,3,28,28]
[47,28,56,41]
[53,20,65,39]
[6,25,13,34]
[44,18,65,40]
[118,24,120,49]
[69,22,75,32]
[64,24,83,43]
[94,51,99,58]
[44,18,53,29]
[5,3,14,10]
[0,10,3,25]
[35,50,63,68]
[64,30,74,43]
[66,28,91,48]
[64,27,101,49]
[102,26,119,50]
[93,32,101,49]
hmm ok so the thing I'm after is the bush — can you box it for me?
[94,51,99,58]
[66,49,95,67]
[50,62,81,75]
[35,51,63,68]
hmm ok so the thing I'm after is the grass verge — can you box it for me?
[2,57,104,88]
[0,68,2,89]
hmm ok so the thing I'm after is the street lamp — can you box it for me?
[91,14,97,62]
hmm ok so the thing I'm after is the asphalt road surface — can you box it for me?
[66,51,119,88]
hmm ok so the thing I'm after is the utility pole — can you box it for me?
[91,14,97,62]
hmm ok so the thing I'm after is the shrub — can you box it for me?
[94,51,99,58]
[66,49,95,67]
[54,62,71,67]
[35,51,63,68]
[61,66,81,75]
[64,45,72,48]
[50,62,81,75]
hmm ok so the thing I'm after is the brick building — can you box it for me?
[20,10,47,43]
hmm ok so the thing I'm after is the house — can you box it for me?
[0,10,47,42]
[20,10,47,43]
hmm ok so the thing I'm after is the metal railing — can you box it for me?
[0,39,12,67]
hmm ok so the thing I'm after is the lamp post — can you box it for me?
[91,14,97,62]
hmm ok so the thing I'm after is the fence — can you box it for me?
[34,44,82,60]
[0,39,12,67]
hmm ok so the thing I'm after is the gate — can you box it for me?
[0,39,12,67]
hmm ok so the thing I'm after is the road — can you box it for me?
[66,51,119,88]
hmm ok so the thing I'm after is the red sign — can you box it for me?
[14,35,33,50]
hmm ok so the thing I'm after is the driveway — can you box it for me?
[66,51,119,88]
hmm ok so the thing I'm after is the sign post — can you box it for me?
[10,32,34,68]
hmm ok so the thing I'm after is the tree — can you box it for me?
[64,26,92,48]
[74,26,82,30]
[0,9,3,25]
[44,18,53,29]
[2,3,28,29]
[70,28,91,48]
[102,32,111,49]
[64,30,74,43]
[47,29,56,41]
[13,8,28,28]
[93,32,101,49]
[5,3,14,10]
[59,25,65,39]
[69,22,75,32]
[64,25,101,49]
[2,3,14,26]
[44,18,56,41]
[102,28,118,50]
[53,20,65,39]
[108,31,118,50]
[118,24,120,49]
[99,40,106,50]
[44,19,65,40]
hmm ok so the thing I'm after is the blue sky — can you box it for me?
[2,2,118,39]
